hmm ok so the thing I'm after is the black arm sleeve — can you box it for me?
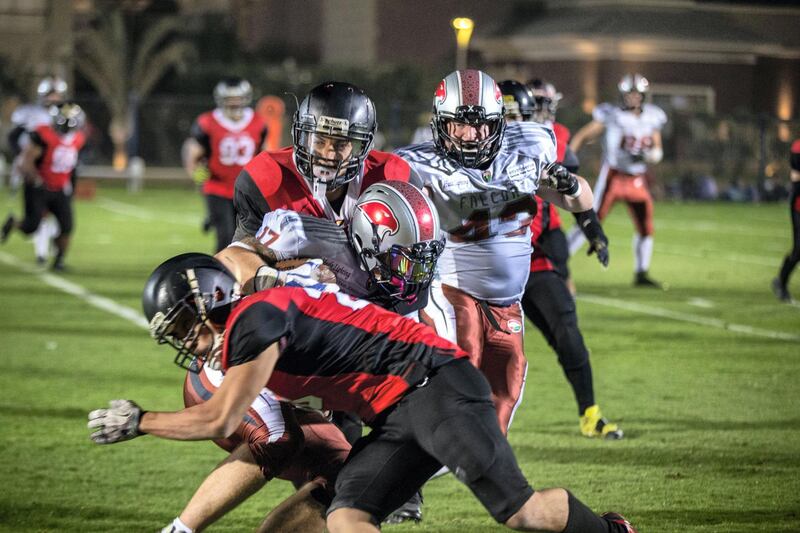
[790,151,800,172]
[28,131,46,149]
[227,301,290,367]
[8,125,26,156]
[572,209,607,243]
[561,146,580,174]
[232,169,272,242]
[190,120,211,155]
[258,126,268,150]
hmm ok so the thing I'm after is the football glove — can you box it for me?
[254,259,339,293]
[192,166,211,185]
[88,399,145,444]
[542,163,581,197]
[574,209,609,268]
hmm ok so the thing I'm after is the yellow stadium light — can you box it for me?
[452,17,474,70]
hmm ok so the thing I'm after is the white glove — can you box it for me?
[255,259,339,293]
[88,399,144,444]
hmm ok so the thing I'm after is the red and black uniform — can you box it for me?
[522,196,595,415]
[777,139,800,290]
[18,125,86,237]
[191,109,266,251]
[232,147,411,241]
[222,286,533,524]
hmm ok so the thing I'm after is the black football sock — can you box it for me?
[563,491,623,533]
[564,364,595,415]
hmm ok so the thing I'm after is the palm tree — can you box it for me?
[75,6,195,169]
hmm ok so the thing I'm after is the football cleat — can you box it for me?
[634,271,663,289]
[580,405,624,440]
[771,278,791,302]
[601,512,638,533]
[1,214,15,243]
[383,491,423,525]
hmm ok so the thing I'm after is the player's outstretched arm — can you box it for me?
[89,344,280,443]
[538,163,594,212]
[568,120,604,153]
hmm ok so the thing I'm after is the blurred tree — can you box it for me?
[74,4,194,169]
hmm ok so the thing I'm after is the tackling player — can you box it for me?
[395,69,594,434]
[566,73,668,287]
[162,181,442,532]
[88,253,639,533]
[499,80,621,439]
[183,78,267,252]
[2,76,68,264]
[2,102,87,271]
[772,138,800,301]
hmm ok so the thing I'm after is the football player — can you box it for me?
[162,181,442,532]
[88,253,639,533]
[183,78,267,252]
[566,73,668,287]
[2,76,68,264]
[772,138,800,301]
[499,80,621,439]
[2,102,87,271]
[395,70,594,435]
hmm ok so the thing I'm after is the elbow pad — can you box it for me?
[644,146,663,164]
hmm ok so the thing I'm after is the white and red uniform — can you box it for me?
[395,120,556,431]
[590,103,666,236]
[193,108,266,199]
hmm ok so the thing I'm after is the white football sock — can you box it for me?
[633,234,653,273]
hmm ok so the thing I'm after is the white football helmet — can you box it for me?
[430,69,506,168]
[214,78,253,120]
[618,73,649,111]
[349,180,443,303]
[37,76,68,105]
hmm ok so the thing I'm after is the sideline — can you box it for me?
[576,292,800,342]
[0,251,148,330]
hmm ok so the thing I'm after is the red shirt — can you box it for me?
[222,287,467,421]
[553,122,571,163]
[194,109,266,199]
[33,126,86,192]
[234,147,411,236]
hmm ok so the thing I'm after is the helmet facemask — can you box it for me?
[432,105,505,169]
[359,235,444,303]
[214,79,253,121]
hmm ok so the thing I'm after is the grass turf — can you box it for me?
[0,185,798,532]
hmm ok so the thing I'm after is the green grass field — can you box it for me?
[0,185,798,532]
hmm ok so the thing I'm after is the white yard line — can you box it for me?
[600,217,785,240]
[0,251,148,330]
[96,197,198,227]
[576,292,800,342]
[655,244,781,267]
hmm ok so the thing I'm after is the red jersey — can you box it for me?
[193,108,267,199]
[33,125,86,192]
[529,196,559,273]
[221,287,467,421]
[233,147,411,239]
[552,122,571,163]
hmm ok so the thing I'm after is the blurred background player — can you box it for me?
[567,73,667,287]
[500,80,621,439]
[183,77,267,252]
[772,138,800,302]
[2,102,87,271]
[4,76,68,265]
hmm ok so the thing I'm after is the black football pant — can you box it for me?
[521,270,595,414]
[328,358,533,524]
[206,194,235,252]
[19,183,72,237]
[778,185,800,287]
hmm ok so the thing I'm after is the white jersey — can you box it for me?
[256,209,370,299]
[395,121,556,305]
[10,104,52,150]
[593,103,667,175]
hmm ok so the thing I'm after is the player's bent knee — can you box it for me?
[431,415,499,483]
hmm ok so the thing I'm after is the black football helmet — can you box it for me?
[36,76,68,105]
[292,81,377,195]
[49,102,85,134]
[528,79,562,123]
[498,80,535,122]
[142,253,239,372]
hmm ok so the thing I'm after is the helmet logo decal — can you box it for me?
[493,81,503,104]
[434,80,447,105]
[385,180,436,241]
[317,115,350,135]
[459,69,481,106]
[359,200,400,241]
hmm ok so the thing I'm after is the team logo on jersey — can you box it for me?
[507,319,522,333]
[434,80,447,105]
[359,200,399,240]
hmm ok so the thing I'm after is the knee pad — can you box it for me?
[430,414,499,484]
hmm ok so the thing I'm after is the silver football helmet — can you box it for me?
[618,73,649,94]
[37,76,68,105]
[349,180,443,303]
[430,69,506,169]
[214,78,253,120]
